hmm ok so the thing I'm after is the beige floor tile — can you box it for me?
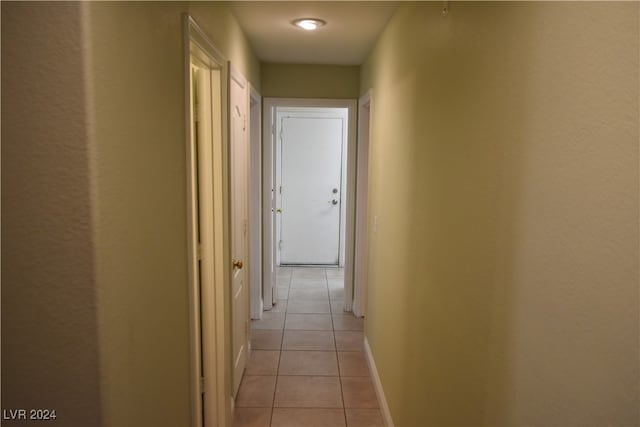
[330,288,344,299]
[279,351,339,376]
[341,377,379,408]
[325,267,344,278]
[338,352,369,377]
[330,299,346,314]
[345,409,383,427]
[270,300,288,313]
[274,376,343,408]
[290,279,328,290]
[327,278,344,289]
[291,276,327,285]
[332,315,364,331]
[293,267,326,279]
[289,289,329,301]
[252,312,285,330]
[277,266,292,276]
[276,285,290,299]
[236,376,276,407]
[251,330,283,350]
[282,330,336,351]
[285,314,333,330]
[271,408,346,427]
[334,331,363,351]
[232,408,272,427]
[287,299,331,314]
[246,350,280,375]
[277,275,292,285]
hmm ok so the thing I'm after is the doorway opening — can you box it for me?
[263,99,357,313]
[184,15,229,427]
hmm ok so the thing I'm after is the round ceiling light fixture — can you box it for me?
[292,18,326,31]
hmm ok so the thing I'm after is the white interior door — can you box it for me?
[230,70,248,397]
[280,116,344,265]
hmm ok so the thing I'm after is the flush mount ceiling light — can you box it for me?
[292,18,326,31]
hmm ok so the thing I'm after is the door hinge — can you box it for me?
[194,104,199,122]
[200,376,205,394]
[197,244,202,260]
[271,123,276,135]
[279,240,283,251]
[243,219,248,236]
[279,186,282,194]
[243,115,246,131]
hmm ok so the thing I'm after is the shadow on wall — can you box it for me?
[398,4,531,424]
[365,2,638,426]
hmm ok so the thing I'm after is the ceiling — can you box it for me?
[231,2,399,65]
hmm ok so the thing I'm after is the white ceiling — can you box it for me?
[231,2,398,65]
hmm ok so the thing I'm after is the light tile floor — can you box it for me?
[234,267,383,427]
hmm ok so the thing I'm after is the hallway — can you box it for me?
[234,267,382,427]
[3,2,638,426]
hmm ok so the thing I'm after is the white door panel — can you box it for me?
[230,72,248,397]
[280,117,344,264]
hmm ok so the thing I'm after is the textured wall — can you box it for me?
[361,2,639,426]
[1,2,102,426]
[86,3,259,426]
[262,63,359,99]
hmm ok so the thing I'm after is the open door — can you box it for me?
[230,67,249,397]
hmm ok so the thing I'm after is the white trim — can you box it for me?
[353,90,372,318]
[364,336,395,427]
[263,98,357,311]
[230,66,247,89]
[342,102,357,312]
[184,14,229,427]
[262,100,276,308]
[248,85,263,320]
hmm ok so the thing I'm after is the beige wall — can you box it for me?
[86,2,259,426]
[262,63,359,98]
[1,2,102,426]
[361,2,639,426]
[2,2,259,427]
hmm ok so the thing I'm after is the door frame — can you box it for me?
[353,90,372,318]
[184,15,229,427]
[248,85,263,320]
[275,108,348,266]
[263,98,357,311]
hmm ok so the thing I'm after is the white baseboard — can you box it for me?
[364,336,394,427]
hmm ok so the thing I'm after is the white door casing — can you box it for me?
[262,104,277,309]
[353,90,372,318]
[230,67,249,397]
[264,98,356,313]
[184,14,228,427]
[279,115,345,265]
[248,86,263,320]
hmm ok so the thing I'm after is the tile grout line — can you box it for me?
[328,268,349,426]
[253,267,355,426]
[269,268,292,426]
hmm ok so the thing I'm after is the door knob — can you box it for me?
[233,259,243,269]
[332,188,338,194]
[331,199,338,205]
[276,208,282,213]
